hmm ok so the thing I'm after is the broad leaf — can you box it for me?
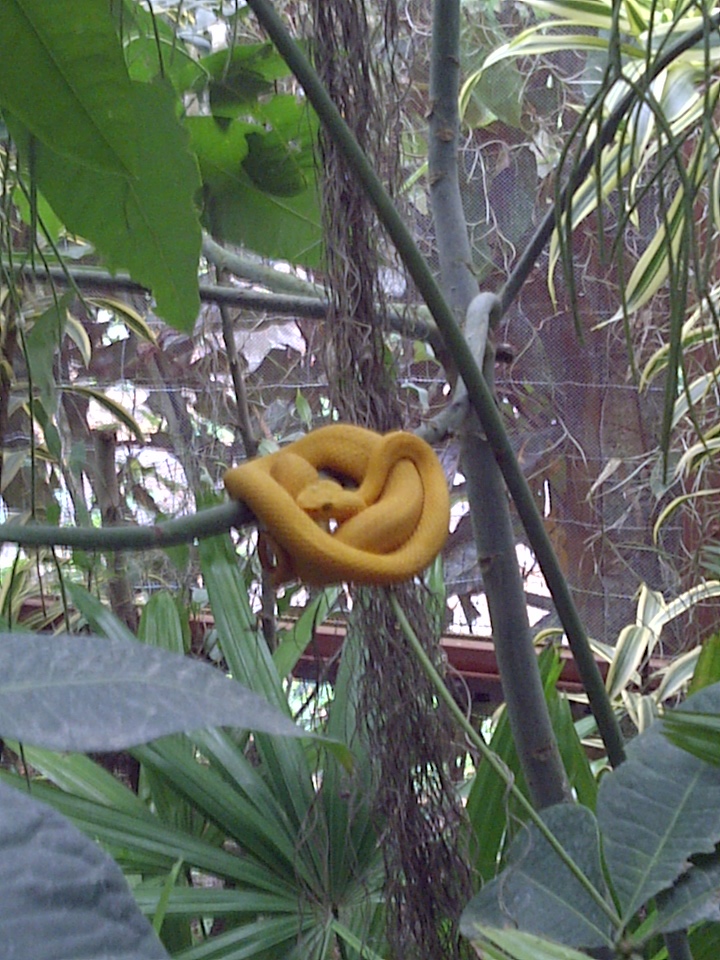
[0,631,311,751]
[188,100,322,268]
[197,42,292,117]
[0,0,138,175]
[461,804,614,950]
[655,850,720,934]
[10,81,201,332]
[598,682,720,927]
[0,780,168,960]
[662,710,720,766]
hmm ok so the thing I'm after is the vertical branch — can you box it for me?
[216,293,278,651]
[428,0,570,807]
[428,1,476,317]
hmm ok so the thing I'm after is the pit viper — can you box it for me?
[223,424,450,586]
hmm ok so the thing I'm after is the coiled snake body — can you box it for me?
[223,424,449,586]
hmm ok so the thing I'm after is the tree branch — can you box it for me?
[429,0,570,809]
[6,258,439,345]
[0,501,251,552]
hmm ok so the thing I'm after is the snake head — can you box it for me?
[296,479,366,523]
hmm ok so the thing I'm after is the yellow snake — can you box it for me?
[223,424,449,586]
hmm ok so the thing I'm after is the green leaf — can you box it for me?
[689,633,720,694]
[12,182,64,241]
[63,384,146,443]
[68,581,137,644]
[655,850,720,934]
[171,913,315,960]
[189,106,322,267]
[598,682,720,927]
[0,630,312,752]
[24,295,70,413]
[273,586,341,678]
[0,780,169,960]
[466,648,595,880]
[199,535,285,710]
[662,709,720,765]
[0,774,285,888]
[461,804,614,950]
[3,742,150,816]
[131,736,309,883]
[463,925,597,959]
[198,43,291,117]
[133,884,298,919]
[138,591,187,655]
[10,80,201,332]
[0,0,138,176]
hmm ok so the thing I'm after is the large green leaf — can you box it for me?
[655,850,720,934]
[597,682,720,928]
[0,630,310,751]
[188,99,322,267]
[10,80,201,332]
[0,0,138,175]
[461,804,614,950]
[0,780,168,960]
[196,42,292,117]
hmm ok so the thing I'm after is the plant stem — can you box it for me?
[0,501,250,551]
[4,259,439,345]
[429,0,569,808]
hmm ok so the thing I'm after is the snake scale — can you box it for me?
[223,424,450,586]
